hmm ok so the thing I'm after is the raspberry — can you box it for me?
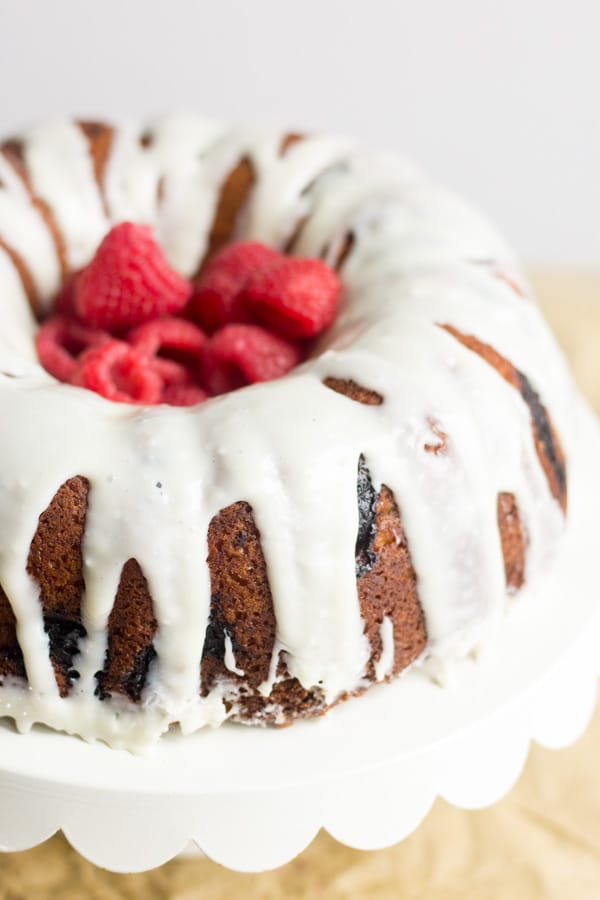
[128,317,207,359]
[243,257,341,339]
[75,223,192,330]
[188,241,280,332]
[128,317,207,399]
[36,315,111,383]
[152,357,194,387]
[72,340,162,404]
[162,383,209,406]
[37,234,315,405]
[202,324,302,395]
[53,272,80,317]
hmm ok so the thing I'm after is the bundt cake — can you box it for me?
[0,115,574,750]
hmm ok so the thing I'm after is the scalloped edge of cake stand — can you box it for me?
[0,400,598,874]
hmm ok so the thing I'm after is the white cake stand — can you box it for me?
[0,401,599,874]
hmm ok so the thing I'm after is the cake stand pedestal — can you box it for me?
[0,401,598,874]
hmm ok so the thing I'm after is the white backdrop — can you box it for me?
[0,0,597,268]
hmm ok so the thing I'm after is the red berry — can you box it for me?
[152,357,194,387]
[202,324,302,395]
[36,315,111,383]
[75,223,192,330]
[72,340,162,405]
[40,234,312,405]
[128,316,207,400]
[243,257,341,339]
[128,317,207,358]
[162,383,209,407]
[188,241,280,332]
[53,272,81,318]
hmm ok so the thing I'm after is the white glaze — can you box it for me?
[22,121,109,272]
[0,115,577,750]
[374,617,395,682]
[223,634,245,678]
[0,153,62,306]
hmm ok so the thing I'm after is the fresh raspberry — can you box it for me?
[53,272,81,318]
[75,223,192,330]
[128,317,207,400]
[152,357,194,387]
[188,241,280,332]
[38,235,315,405]
[162,383,209,407]
[36,315,111,382]
[128,317,207,359]
[72,340,162,404]
[202,324,302,395]
[242,257,341,339]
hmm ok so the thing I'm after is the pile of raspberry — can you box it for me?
[36,223,342,406]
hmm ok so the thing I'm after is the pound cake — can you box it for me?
[0,116,572,750]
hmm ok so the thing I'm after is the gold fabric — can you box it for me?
[0,273,598,898]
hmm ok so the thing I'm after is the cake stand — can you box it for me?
[0,400,599,874]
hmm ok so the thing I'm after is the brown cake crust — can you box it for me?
[496,271,525,298]
[96,559,158,702]
[202,501,325,723]
[204,158,255,264]
[441,324,567,512]
[201,501,276,693]
[356,459,427,679]
[497,492,527,591]
[27,477,88,621]
[424,418,448,456]
[283,216,307,254]
[323,376,383,406]
[26,476,89,696]
[234,653,327,724]
[0,584,26,680]
[139,129,154,149]
[77,120,114,215]
[331,231,355,271]
[283,168,353,260]
[279,133,304,155]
